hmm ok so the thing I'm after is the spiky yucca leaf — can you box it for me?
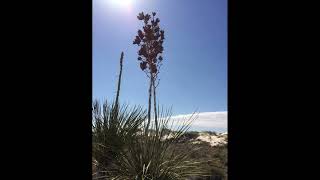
[105,106,208,180]
[92,100,147,177]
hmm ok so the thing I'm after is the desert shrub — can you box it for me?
[92,100,146,177]
[103,108,208,180]
[184,131,200,139]
[172,137,228,180]
[203,131,217,136]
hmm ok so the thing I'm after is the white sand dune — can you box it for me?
[162,131,228,147]
[170,111,228,132]
[194,132,227,146]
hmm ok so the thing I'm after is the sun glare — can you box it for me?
[106,0,133,10]
[111,0,133,6]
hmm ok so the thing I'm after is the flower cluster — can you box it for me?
[133,12,165,74]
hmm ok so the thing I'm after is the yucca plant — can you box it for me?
[92,100,147,178]
[92,51,149,178]
[104,107,209,180]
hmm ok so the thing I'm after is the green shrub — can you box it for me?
[92,100,146,177]
[102,108,208,180]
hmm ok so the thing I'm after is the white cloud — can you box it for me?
[170,111,228,132]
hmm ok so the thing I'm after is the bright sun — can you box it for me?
[99,0,134,13]
[108,0,133,8]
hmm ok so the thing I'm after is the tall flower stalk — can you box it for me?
[133,12,165,132]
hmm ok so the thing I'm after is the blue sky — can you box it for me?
[93,0,227,117]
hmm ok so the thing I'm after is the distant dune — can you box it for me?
[163,131,228,147]
[194,132,227,146]
[170,111,228,132]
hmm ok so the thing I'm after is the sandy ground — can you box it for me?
[162,132,228,147]
[194,132,227,146]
